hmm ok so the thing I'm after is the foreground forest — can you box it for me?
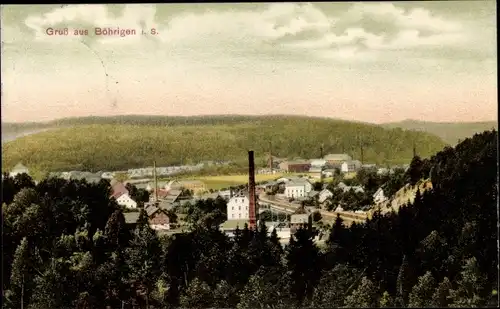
[2,129,497,308]
[2,115,445,172]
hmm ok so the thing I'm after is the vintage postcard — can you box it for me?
[1,2,498,309]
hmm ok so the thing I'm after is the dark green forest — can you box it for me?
[2,130,498,308]
[2,115,445,172]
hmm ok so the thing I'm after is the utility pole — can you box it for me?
[320,144,324,158]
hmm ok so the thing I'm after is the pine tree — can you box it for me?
[449,257,488,307]
[126,216,162,308]
[431,277,452,308]
[179,277,214,308]
[104,209,128,251]
[408,271,436,307]
[379,291,395,308]
[396,255,412,307]
[344,277,378,308]
[10,238,31,309]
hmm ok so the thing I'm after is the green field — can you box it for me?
[2,115,447,172]
[177,173,293,190]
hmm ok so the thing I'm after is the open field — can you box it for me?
[182,173,287,190]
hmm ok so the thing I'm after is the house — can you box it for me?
[373,187,388,204]
[110,181,137,209]
[362,164,377,170]
[307,190,319,198]
[219,219,252,235]
[324,154,352,166]
[145,204,171,230]
[290,206,312,233]
[116,193,137,209]
[227,193,251,220]
[337,182,365,193]
[284,178,312,199]
[111,180,128,196]
[124,212,140,229]
[163,189,183,205]
[218,189,235,200]
[310,159,328,168]
[279,160,311,173]
[341,160,362,173]
[318,189,333,204]
[10,163,30,177]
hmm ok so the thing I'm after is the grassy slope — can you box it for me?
[382,119,497,145]
[2,115,447,172]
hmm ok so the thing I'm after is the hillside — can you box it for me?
[2,116,447,172]
[382,119,497,145]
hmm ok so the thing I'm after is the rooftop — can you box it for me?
[124,212,140,224]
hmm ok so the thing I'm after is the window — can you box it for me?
[238,206,241,210]
[239,213,241,218]
[232,206,234,210]
[232,214,235,218]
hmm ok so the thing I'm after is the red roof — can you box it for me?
[153,189,169,198]
[111,182,129,199]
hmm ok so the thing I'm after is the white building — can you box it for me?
[341,160,362,173]
[284,178,312,198]
[318,189,333,204]
[227,194,250,220]
[115,193,138,209]
[373,188,388,204]
[10,163,29,177]
[310,159,328,169]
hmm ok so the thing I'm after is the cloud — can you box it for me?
[18,3,487,64]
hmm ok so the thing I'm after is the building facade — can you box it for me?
[284,179,312,198]
[227,195,250,220]
[279,161,311,173]
[115,193,138,209]
[341,160,362,173]
[324,154,352,165]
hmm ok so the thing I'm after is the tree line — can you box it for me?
[2,116,445,173]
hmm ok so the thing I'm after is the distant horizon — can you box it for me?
[1,113,497,126]
[1,3,497,123]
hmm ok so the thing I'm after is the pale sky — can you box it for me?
[1,2,497,123]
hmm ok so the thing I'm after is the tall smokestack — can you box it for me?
[248,150,257,229]
[154,160,158,203]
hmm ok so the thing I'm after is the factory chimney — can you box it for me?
[248,150,257,229]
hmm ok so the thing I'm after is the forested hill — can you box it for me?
[382,119,497,145]
[1,129,497,308]
[2,116,446,172]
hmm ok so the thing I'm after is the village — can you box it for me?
[7,150,421,246]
